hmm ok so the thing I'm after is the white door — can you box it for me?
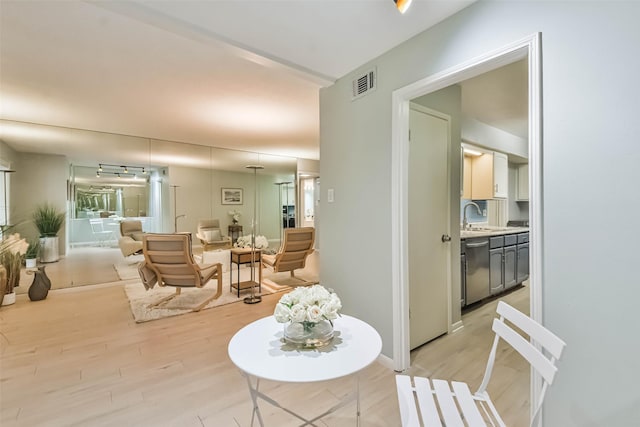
[408,105,450,350]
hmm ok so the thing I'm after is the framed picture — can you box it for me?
[221,188,243,205]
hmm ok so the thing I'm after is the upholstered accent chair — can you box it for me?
[261,227,315,283]
[138,233,223,311]
[196,219,232,251]
[118,220,144,257]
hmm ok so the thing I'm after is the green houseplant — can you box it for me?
[25,239,40,268]
[32,203,65,263]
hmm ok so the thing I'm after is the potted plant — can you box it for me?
[25,239,40,268]
[32,203,65,263]
[0,232,28,306]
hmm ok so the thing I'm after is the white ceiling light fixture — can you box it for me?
[463,147,483,156]
[393,0,413,14]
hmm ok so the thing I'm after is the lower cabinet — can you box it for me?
[517,242,529,283]
[489,247,504,295]
[462,231,529,307]
[504,245,517,289]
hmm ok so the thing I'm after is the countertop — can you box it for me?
[460,226,529,239]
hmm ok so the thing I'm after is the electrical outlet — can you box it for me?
[327,188,334,203]
[483,209,487,216]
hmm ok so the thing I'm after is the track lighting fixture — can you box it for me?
[96,163,147,178]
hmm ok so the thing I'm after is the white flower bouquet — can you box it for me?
[234,234,269,249]
[274,285,342,326]
[228,209,241,223]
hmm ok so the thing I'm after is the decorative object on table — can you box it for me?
[274,284,342,348]
[0,232,28,306]
[221,187,243,205]
[234,234,269,250]
[228,209,241,224]
[27,266,51,301]
[32,203,65,263]
[243,165,263,304]
[25,239,40,268]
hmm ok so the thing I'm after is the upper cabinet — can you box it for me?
[467,151,508,199]
[516,163,529,201]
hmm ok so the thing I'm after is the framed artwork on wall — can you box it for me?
[221,188,243,205]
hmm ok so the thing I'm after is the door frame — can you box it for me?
[408,103,453,348]
[391,31,542,406]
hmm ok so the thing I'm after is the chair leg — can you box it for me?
[148,288,181,308]
[213,272,222,300]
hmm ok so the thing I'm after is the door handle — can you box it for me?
[441,234,451,242]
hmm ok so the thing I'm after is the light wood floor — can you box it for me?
[2,255,530,426]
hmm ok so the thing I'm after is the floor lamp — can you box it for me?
[171,185,185,232]
[244,165,264,304]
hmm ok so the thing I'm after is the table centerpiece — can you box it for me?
[274,284,342,348]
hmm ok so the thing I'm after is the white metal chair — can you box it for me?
[89,219,113,247]
[396,301,566,427]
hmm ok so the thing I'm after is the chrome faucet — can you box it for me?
[462,202,482,230]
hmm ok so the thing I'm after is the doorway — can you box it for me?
[390,33,542,403]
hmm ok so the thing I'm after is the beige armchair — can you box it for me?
[118,220,144,257]
[261,227,315,283]
[138,233,222,311]
[196,219,232,251]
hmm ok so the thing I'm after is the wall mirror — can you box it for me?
[0,119,299,250]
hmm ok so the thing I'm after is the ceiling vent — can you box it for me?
[352,68,376,100]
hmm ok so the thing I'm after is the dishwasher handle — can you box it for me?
[466,240,489,248]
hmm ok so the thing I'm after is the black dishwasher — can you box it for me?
[465,237,490,305]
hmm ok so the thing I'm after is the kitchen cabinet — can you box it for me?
[516,232,530,283]
[489,236,504,295]
[470,151,508,199]
[504,245,517,289]
[516,163,529,201]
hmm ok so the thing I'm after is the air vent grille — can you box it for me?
[352,68,376,100]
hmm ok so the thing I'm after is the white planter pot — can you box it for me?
[25,258,37,269]
[39,236,59,263]
[2,291,16,306]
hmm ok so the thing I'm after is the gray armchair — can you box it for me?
[196,219,232,251]
[118,220,144,257]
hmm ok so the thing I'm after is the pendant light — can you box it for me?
[394,0,412,14]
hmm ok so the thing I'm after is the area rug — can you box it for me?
[114,254,145,280]
[124,267,292,323]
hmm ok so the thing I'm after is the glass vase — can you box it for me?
[283,319,334,348]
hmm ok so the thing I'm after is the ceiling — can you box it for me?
[0,0,476,165]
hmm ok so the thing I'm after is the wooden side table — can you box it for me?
[230,248,262,297]
[228,224,242,244]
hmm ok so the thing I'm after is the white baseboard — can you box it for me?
[451,320,464,333]
[377,353,395,371]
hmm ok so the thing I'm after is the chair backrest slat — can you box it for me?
[496,301,565,359]
[492,318,559,385]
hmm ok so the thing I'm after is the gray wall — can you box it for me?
[320,1,640,425]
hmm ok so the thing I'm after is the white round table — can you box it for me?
[228,314,382,426]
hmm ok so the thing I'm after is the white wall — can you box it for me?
[13,152,69,253]
[320,1,640,425]
[167,165,293,244]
